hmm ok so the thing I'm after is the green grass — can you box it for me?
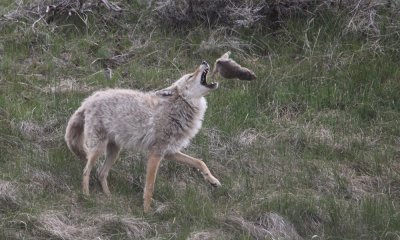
[1,1,400,239]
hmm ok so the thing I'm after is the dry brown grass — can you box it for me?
[151,0,323,29]
[150,0,396,35]
[0,181,20,213]
[202,127,232,157]
[97,213,152,239]
[42,78,95,94]
[2,0,122,25]
[256,212,303,240]
[13,119,63,149]
[186,229,226,240]
[198,29,253,54]
[336,164,388,201]
[224,213,302,240]
[225,215,273,239]
[236,128,262,147]
[35,211,97,240]
[7,120,60,171]
[34,211,151,240]
[343,0,390,37]
[25,169,72,194]
[17,121,47,142]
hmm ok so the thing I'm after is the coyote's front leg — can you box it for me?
[143,153,162,213]
[166,152,221,187]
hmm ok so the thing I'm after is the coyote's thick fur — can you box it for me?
[65,61,221,212]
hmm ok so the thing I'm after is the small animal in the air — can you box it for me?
[211,51,256,81]
[65,61,221,213]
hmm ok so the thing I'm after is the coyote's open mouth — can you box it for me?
[200,61,217,89]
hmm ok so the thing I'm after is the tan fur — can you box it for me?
[65,62,221,213]
[211,51,256,81]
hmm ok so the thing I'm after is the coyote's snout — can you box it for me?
[65,61,220,212]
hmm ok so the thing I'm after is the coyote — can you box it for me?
[65,61,221,212]
[212,51,256,81]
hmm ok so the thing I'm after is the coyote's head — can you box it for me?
[173,61,218,98]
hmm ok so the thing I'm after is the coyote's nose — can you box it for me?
[201,61,209,67]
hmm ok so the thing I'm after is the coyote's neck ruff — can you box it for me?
[65,61,221,213]
[150,91,207,153]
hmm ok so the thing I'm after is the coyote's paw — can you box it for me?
[143,199,153,213]
[201,171,221,187]
[206,175,221,188]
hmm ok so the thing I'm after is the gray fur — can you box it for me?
[75,88,206,155]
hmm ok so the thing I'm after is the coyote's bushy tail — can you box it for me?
[65,109,87,161]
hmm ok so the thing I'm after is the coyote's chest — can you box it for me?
[153,96,207,153]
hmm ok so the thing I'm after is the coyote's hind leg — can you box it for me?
[82,141,107,195]
[98,141,120,195]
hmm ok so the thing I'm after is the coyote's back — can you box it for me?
[66,88,206,155]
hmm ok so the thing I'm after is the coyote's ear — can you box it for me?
[156,89,174,96]
[156,86,176,97]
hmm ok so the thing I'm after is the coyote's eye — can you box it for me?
[188,74,194,78]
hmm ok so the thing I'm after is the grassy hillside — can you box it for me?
[1,0,400,239]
